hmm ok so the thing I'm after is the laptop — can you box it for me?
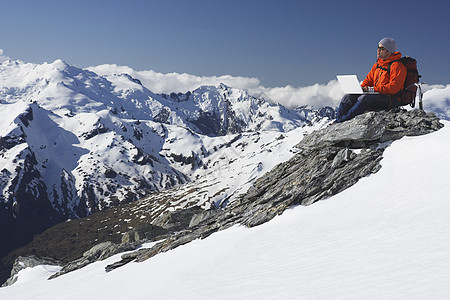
[336,75,379,94]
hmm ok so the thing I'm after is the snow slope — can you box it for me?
[1,120,449,299]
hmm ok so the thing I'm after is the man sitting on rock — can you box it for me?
[335,37,407,123]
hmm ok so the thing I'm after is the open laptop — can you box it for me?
[336,75,379,94]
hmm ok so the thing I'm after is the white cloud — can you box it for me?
[249,81,343,109]
[0,49,11,63]
[85,65,450,111]
[88,64,260,93]
[87,64,342,109]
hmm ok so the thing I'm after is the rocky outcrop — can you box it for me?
[121,223,168,243]
[2,255,62,287]
[299,108,443,149]
[48,241,138,279]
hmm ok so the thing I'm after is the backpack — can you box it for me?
[382,56,423,109]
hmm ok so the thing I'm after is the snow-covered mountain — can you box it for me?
[0,58,334,260]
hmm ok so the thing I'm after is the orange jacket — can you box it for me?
[361,52,407,95]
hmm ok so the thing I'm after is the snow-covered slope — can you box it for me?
[1,120,449,299]
[422,84,450,120]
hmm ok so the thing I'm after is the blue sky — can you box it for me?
[1,0,449,87]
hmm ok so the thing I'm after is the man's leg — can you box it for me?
[336,94,359,122]
[337,94,391,122]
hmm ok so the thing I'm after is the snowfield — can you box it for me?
[1,120,449,300]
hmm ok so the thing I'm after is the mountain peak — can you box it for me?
[50,59,69,69]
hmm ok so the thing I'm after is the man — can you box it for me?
[335,37,407,123]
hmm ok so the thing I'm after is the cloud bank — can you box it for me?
[249,81,343,109]
[88,64,343,109]
[86,64,450,111]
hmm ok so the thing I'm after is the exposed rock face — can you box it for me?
[299,108,443,149]
[2,255,62,287]
[230,109,443,226]
[5,109,444,281]
[48,241,138,279]
[121,223,168,243]
[235,146,384,225]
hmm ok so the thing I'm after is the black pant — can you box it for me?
[336,93,398,123]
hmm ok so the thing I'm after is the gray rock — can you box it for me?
[332,148,356,169]
[297,109,443,150]
[189,209,221,228]
[49,241,138,279]
[152,206,205,230]
[121,223,168,243]
[2,255,62,287]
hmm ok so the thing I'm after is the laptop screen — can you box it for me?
[336,75,364,94]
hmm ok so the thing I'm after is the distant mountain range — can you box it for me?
[0,58,335,259]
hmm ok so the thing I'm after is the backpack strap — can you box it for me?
[376,59,402,73]
[376,64,389,71]
[375,59,405,105]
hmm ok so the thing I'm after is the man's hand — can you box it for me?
[361,86,374,92]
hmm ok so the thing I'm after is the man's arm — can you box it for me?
[361,64,376,88]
